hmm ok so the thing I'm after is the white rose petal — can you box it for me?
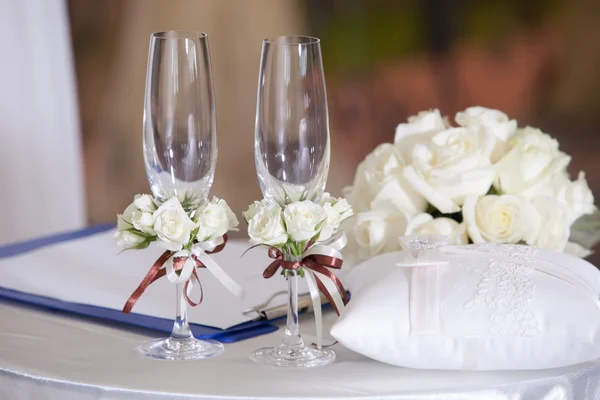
[319,197,354,242]
[130,210,155,235]
[283,201,327,242]
[530,195,570,252]
[346,143,427,216]
[404,127,497,214]
[243,199,269,222]
[113,230,145,249]
[462,194,540,245]
[394,109,449,163]
[332,198,353,221]
[540,171,596,225]
[495,127,571,199]
[282,183,307,203]
[455,106,517,162]
[456,107,517,142]
[196,197,239,241]
[117,203,137,230]
[353,208,407,260]
[152,197,197,251]
[248,204,288,246]
[404,213,468,245]
[133,194,157,212]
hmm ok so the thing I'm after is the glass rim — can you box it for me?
[263,35,320,45]
[151,31,208,40]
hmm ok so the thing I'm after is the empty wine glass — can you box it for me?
[250,36,334,368]
[254,36,330,206]
[144,30,217,209]
[140,30,222,360]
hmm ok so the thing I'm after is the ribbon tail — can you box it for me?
[312,267,346,315]
[304,270,323,349]
[305,260,348,310]
[194,251,243,298]
[263,259,282,279]
[122,250,172,314]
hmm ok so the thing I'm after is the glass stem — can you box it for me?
[171,283,193,341]
[282,267,304,347]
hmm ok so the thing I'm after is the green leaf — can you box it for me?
[487,186,502,195]
[425,203,462,222]
[133,240,151,250]
[570,211,600,249]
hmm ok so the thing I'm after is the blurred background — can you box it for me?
[3,0,600,249]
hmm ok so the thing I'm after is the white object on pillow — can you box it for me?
[331,238,600,370]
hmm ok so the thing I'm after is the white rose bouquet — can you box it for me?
[115,194,238,252]
[114,193,241,314]
[346,107,598,260]
[243,195,353,276]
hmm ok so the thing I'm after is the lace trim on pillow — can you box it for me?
[467,243,538,263]
[464,260,540,337]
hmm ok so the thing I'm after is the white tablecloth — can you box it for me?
[1,302,600,399]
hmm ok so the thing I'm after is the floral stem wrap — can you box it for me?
[263,233,349,348]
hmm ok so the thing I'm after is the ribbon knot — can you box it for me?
[122,234,242,314]
[260,233,349,348]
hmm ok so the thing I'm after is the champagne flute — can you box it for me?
[250,36,333,368]
[140,30,221,360]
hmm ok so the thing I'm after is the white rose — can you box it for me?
[116,203,137,230]
[404,213,468,245]
[346,143,427,216]
[152,197,197,251]
[196,197,239,241]
[462,195,540,244]
[133,194,157,212]
[564,242,593,258]
[539,171,596,225]
[394,109,449,163]
[319,197,354,241]
[455,107,517,162]
[529,196,569,252]
[353,208,407,260]
[113,230,146,249]
[130,210,155,235]
[248,204,288,246]
[403,127,497,214]
[283,201,327,242]
[243,199,269,222]
[494,127,571,199]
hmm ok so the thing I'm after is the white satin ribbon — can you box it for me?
[302,233,347,349]
[164,237,243,298]
[165,250,196,284]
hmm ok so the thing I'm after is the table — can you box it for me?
[1,301,599,400]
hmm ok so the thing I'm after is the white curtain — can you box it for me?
[0,0,85,245]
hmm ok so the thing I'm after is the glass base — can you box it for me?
[249,343,335,368]
[137,337,224,360]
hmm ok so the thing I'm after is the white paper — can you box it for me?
[0,231,307,329]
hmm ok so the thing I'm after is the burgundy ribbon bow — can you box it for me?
[263,246,349,315]
[122,235,227,314]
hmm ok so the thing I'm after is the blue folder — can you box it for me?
[0,225,279,342]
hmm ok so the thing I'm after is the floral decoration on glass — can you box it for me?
[114,193,243,360]
[345,106,599,261]
[243,194,353,367]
